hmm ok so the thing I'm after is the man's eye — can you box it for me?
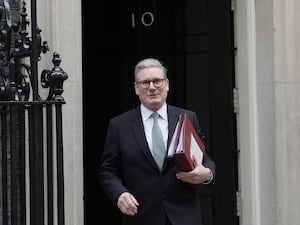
[142,81,150,85]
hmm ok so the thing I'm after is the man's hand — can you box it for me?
[176,155,212,184]
[117,192,139,216]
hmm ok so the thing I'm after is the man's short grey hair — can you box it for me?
[134,58,168,81]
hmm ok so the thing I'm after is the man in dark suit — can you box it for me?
[99,58,216,225]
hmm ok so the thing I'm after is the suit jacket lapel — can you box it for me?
[131,107,157,166]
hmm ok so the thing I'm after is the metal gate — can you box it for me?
[0,1,68,225]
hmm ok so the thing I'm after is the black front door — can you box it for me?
[83,1,238,225]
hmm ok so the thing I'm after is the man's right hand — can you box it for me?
[117,192,139,216]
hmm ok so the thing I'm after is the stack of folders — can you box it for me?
[167,113,205,172]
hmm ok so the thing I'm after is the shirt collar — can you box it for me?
[140,103,167,121]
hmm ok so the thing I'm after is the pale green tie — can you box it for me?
[152,112,165,170]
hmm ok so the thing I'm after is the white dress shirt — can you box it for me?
[140,103,168,155]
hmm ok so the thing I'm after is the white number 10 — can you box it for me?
[131,12,154,28]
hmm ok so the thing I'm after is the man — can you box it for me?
[99,58,216,225]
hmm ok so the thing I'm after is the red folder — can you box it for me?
[167,113,205,172]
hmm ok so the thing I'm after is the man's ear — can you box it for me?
[134,83,139,95]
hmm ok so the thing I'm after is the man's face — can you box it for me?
[134,67,169,111]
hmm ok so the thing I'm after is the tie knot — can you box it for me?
[152,112,159,120]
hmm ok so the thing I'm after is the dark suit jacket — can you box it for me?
[99,104,216,225]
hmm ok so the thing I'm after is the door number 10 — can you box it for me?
[131,12,154,28]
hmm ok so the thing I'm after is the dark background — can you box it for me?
[82,1,239,225]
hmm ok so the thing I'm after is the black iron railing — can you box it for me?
[0,1,68,225]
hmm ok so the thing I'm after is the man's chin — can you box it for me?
[148,98,161,105]
[145,100,162,110]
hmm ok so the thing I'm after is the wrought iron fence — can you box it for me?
[0,1,68,225]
